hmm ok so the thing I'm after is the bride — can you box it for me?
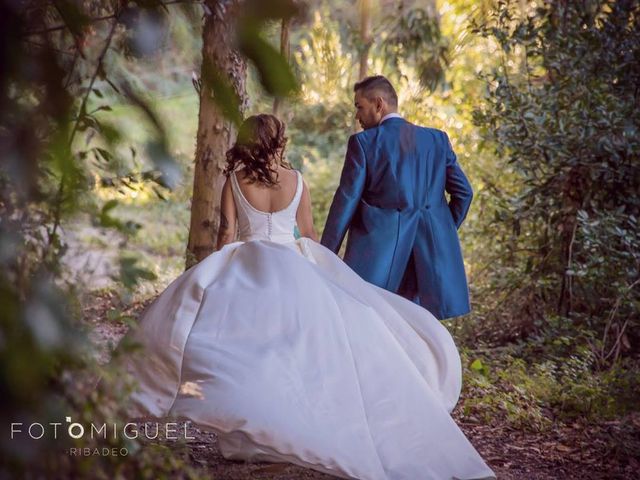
[123,113,495,480]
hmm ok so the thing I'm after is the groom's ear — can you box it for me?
[375,96,384,112]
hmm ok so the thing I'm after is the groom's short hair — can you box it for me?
[354,75,398,108]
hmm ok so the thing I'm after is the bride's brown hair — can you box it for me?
[224,114,292,187]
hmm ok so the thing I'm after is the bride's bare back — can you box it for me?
[236,166,298,213]
[216,165,317,250]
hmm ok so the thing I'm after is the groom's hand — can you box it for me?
[443,132,473,229]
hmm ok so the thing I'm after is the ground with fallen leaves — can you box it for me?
[83,292,640,479]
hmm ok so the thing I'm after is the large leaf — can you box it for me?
[237,24,299,98]
[236,0,301,98]
[200,57,244,126]
[146,141,181,190]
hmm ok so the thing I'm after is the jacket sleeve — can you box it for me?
[320,134,367,253]
[443,131,473,229]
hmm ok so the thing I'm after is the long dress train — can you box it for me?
[123,170,495,480]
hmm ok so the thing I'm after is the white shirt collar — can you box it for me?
[378,112,403,125]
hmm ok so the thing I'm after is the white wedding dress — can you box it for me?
[124,170,495,480]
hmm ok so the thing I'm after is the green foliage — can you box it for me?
[99,200,142,235]
[461,339,640,431]
[303,159,343,230]
[285,7,356,231]
[238,0,302,98]
[575,209,640,363]
[381,5,450,91]
[116,255,158,291]
[0,1,200,476]
[470,0,640,348]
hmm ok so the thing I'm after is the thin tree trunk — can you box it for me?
[186,0,247,269]
[358,0,372,81]
[423,0,439,22]
[273,16,291,117]
[354,0,372,132]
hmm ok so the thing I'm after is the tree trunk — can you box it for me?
[353,0,372,132]
[273,16,291,117]
[186,0,247,269]
[358,0,372,81]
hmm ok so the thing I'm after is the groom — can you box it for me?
[321,75,473,320]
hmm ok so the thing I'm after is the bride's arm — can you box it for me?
[216,177,238,250]
[296,180,319,242]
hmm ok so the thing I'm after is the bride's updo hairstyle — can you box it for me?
[224,114,291,187]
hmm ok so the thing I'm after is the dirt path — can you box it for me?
[84,292,639,480]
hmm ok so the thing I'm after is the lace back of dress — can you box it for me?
[230,170,302,243]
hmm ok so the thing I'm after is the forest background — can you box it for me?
[1,0,638,478]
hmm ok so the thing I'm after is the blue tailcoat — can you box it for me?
[321,118,473,319]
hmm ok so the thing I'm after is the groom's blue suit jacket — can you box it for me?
[321,117,473,319]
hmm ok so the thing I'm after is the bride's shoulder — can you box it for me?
[287,166,302,177]
[235,167,249,181]
[280,166,301,181]
[235,168,258,187]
